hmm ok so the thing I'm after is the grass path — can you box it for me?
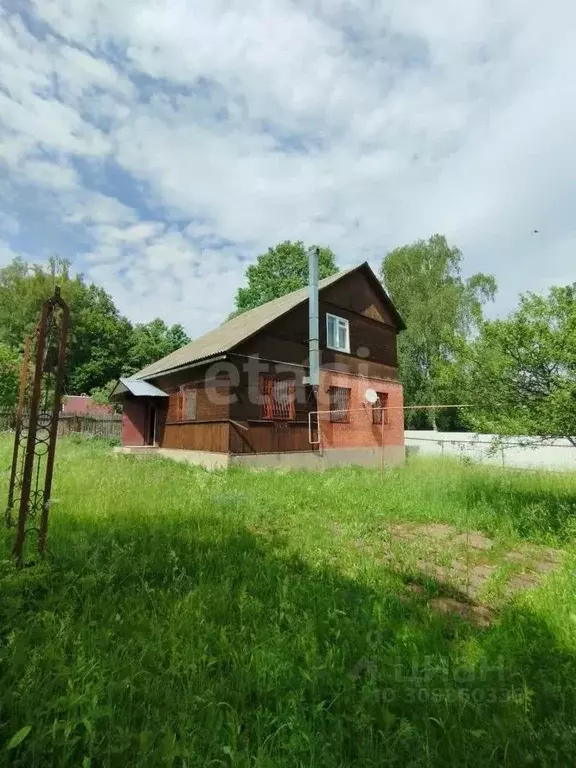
[1,436,575,767]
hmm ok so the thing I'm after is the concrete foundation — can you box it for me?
[115,445,405,471]
[231,446,405,470]
[115,446,229,470]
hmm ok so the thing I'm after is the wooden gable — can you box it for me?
[234,263,402,380]
[321,267,397,327]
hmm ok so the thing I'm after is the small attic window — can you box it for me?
[326,313,350,353]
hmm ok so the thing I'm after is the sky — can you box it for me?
[1,0,575,336]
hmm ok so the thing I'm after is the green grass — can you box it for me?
[1,434,575,767]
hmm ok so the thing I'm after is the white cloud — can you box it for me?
[0,213,19,237]
[1,0,575,337]
[0,239,21,267]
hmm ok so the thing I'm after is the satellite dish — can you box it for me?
[364,388,378,404]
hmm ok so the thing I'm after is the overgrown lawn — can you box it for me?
[1,435,575,767]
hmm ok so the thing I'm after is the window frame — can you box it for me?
[259,374,296,421]
[326,313,351,354]
[329,386,351,423]
[372,392,389,426]
[178,385,197,422]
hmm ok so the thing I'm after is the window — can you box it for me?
[326,313,350,353]
[372,392,389,425]
[186,389,197,420]
[260,375,296,420]
[178,386,197,421]
[329,386,351,423]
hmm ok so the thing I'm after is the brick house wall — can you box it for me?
[317,371,404,450]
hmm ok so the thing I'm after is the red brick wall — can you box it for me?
[122,400,147,446]
[317,371,404,449]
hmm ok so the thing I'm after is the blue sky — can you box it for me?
[1,0,574,335]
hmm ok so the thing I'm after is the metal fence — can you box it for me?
[0,409,122,440]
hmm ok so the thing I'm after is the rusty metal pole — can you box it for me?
[38,295,69,555]
[10,289,69,567]
[381,409,385,474]
[5,336,30,527]
[13,305,50,567]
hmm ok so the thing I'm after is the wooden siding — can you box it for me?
[321,270,396,325]
[229,421,315,454]
[162,421,230,452]
[235,300,398,376]
[161,376,231,424]
[321,310,398,369]
[145,364,233,452]
[229,363,316,423]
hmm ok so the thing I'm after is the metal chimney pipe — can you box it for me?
[305,246,320,388]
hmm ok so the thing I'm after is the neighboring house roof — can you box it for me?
[110,378,169,401]
[134,262,405,381]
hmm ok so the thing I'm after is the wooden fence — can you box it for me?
[0,409,122,440]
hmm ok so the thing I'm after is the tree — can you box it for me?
[0,256,132,394]
[0,343,20,409]
[234,241,338,314]
[381,235,497,429]
[463,284,576,442]
[124,319,190,376]
[90,379,122,413]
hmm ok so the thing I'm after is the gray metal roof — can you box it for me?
[110,378,168,400]
[134,262,404,381]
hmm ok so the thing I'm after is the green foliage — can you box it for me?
[0,257,190,395]
[66,431,121,448]
[0,343,20,409]
[89,379,122,414]
[234,240,338,314]
[0,256,132,394]
[6,726,32,751]
[381,235,497,429]
[463,284,576,440]
[88,380,116,406]
[1,436,575,766]
[124,318,190,376]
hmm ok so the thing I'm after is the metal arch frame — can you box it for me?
[5,336,31,528]
[9,288,70,566]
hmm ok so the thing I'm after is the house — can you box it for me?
[110,262,406,469]
[62,395,114,416]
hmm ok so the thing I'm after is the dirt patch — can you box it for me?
[539,547,563,563]
[403,581,494,627]
[388,522,457,541]
[503,546,563,581]
[503,550,526,564]
[416,560,451,582]
[532,560,557,574]
[470,564,497,581]
[417,523,456,538]
[465,564,497,598]
[454,531,493,551]
[405,583,426,596]
[386,522,563,600]
[388,523,418,540]
[430,597,493,628]
[507,572,542,594]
